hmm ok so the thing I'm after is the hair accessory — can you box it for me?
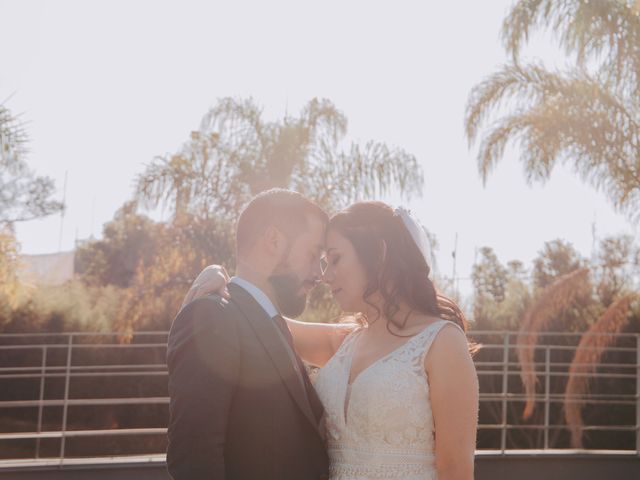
[393,207,434,278]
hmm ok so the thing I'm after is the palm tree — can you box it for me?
[0,102,63,224]
[136,97,423,220]
[465,0,640,222]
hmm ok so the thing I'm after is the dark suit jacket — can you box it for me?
[166,282,329,480]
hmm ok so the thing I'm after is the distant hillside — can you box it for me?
[17,251,75,286]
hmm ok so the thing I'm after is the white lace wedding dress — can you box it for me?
[314,319,453,480]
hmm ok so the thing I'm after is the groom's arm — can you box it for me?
[166,296,240,480]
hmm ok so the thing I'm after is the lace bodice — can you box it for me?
[314,320,454,480]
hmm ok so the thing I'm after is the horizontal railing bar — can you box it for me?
[7,366,632,378]
[0,428,167,440]
[0,371,168,379]
[476,370,637,379]
[478,397,636,406]
[1,343,635,355]
[479,392,637,400]
[2,395,636,410]
[3,364,635,376]
[0,343,166,351]
[0,332,168,338]
[475,361,637,369]
[474,344,638,353]
[0,330,636,340]
[1,425,635,441]
[0,397,169,408]
[479,392,636,400]
[0,364,166,373]
[470,331,640,338]
[478,425,637,431]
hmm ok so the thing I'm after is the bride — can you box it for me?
[186,201,478,480]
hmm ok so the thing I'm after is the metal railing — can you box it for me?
[470,330,639,454]
[0,329,638,462]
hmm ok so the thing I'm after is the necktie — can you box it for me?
[272,314,324,423]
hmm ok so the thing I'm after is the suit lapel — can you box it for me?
[228,283,321,435]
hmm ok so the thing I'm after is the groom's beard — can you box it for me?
[268,266,308,318]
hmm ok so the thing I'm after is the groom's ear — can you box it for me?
[262,224,288,258]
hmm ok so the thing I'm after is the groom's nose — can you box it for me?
[321,268,333,284]
[311,259,323,280]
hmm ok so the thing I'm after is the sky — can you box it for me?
[2,0,637,295]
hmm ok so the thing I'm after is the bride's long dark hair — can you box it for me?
[329,201,469,336]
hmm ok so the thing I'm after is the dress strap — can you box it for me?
[333,325,364,360]
[417,319,464,365]
[404,320,462,370]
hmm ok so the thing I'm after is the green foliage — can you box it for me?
[593,234,640,305]
[114,213,236,332]
[473,247,509,302]
[74,207,235,332]
[533,239,585,290]
[472,235,640,332]
[0,281,123,333]
[472,247,531,330]
[465,0,640,222]
[75,201,161,288]
[0,227,20,312]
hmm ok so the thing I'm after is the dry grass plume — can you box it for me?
[517,268,591,419]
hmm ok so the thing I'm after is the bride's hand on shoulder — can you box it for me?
[182,265,230,308]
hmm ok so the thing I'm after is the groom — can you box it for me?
[166,189,330,480]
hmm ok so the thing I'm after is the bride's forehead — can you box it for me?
[325,229,352,250]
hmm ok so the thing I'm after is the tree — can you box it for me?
[593,234,640,306]
[533,239,585,290]
[471,247,531,330]
[0,103,63,224]
[114,213,235,332]
[136,97,424,220]
[75,201,161,288]
[473,247,509,303]
[0,227,20,314]
[465,0,640,222]
[74,199,236,331]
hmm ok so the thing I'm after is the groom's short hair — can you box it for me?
[236,189,328,257]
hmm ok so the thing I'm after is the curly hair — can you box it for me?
[328,201,469,336]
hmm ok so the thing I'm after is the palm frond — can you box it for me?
[0,105,29,165]
[301,97,348,148]
[502,0,640,95]
[466,63,640,220]
[298,140,423,211]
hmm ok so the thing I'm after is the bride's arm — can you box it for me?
[182,265,356,367]
[286,318,357,368]
[426,324,478,480]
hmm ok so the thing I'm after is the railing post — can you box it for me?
[59,334,73,462]
[35,345,47,459]
[544,346,551,450]
[636,334,639,457]
[500,332,509,454]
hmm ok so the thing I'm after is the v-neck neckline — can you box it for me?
[340,320,443,427]
[346,320,442,387]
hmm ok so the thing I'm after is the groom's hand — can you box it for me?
[182,265,230,308]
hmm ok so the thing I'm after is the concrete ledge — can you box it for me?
[0,451,638,480]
